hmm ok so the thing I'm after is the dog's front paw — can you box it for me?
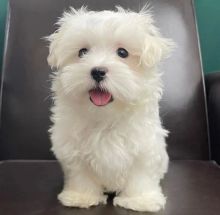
[113,192,166,212]
[58,190,107,208]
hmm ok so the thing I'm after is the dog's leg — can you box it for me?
[114,152,168,212]
[114,172,166,212]
[58,163,107,208]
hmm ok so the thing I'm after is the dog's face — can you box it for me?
[47,7,173,112]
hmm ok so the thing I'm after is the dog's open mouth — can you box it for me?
[89,87,113,106]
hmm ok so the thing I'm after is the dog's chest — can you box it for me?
[78,124,140,184]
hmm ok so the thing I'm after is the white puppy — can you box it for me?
[47,6,173,212]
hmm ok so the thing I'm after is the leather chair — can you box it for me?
[205,71,220,164]
[1,0,220,214]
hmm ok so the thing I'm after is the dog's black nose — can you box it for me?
[91,67,107,83]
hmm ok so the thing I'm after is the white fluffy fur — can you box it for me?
[47,6,173,212]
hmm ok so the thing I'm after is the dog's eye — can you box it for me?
[78,48,88,58]
[117,48,129,58]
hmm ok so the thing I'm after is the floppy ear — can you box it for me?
[138,5,175,67]
[141,33,175,68]
[46,6,88,69]
[46,12,71,69]
[46,32,60,69]
[46,30,69,69]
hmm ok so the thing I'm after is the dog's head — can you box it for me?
[47,6,174,112]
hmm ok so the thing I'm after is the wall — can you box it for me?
[0,0,7,71]
[195,0,220,74]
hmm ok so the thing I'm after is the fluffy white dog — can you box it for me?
[47,6,173,212]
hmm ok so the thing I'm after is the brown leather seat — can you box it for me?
[1,0,220,214]
[1,161,220,215]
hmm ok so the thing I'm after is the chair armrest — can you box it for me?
[205,71,220,163]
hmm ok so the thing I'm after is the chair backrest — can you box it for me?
[0,0,210,160]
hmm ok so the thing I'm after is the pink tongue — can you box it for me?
[89,89,112,106]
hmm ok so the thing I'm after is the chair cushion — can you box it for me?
[0,160,220,215]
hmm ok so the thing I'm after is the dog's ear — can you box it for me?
[46,32,60,69]
[46,10,73,69]
[46,6,88,69]
[138,6,175,67]
[141,34,175,68]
